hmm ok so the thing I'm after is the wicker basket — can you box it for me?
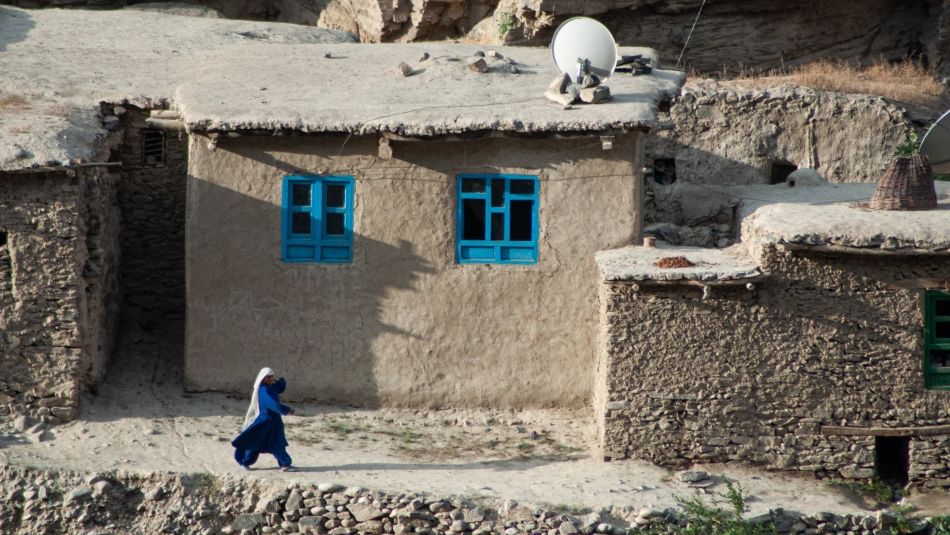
[869,154,938,211]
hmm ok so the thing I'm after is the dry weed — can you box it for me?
[0,93,30,111]
[722,59,947,110]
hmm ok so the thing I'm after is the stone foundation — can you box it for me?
[597,246,950,487]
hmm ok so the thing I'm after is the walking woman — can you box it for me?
[232,367,297,471]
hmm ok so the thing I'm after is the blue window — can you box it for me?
[281,175,354,263]
[456,174,539,264]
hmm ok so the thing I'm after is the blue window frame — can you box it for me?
[456,174,539,264]
[281,175,354,263]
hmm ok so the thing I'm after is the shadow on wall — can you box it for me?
[0,6,34,52]
[185,176,435,408]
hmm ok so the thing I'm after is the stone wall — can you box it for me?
[0,168,121,425]
[597,247,950,488]
[1,463,942,535]
[114,107,188,333]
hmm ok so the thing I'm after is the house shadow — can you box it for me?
[0,7,34,52]
[83,149,434,423]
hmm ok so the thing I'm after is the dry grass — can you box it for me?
[0,93,30,111]
[724,59,947,110]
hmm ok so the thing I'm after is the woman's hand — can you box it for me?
[288,408,296,416]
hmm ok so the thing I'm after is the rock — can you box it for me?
[67,486,93,502]
[467,57,489,73]
[596,523,613,534]
[12,415,29,432]
[473,50,485,57]
[429,501,452,513]
[488,50,503,59]
[145,487,165,501]
[419,52,430,61]
[548,73,570,93]
[298,516,322,530]
[349,503,386,522]
[92,480,111,495]
[356,520,385,534]
[579,85,611,104]
[231,513,265,531]
[581,74,601,88]
[545,89,576,106]
[786,168,827,187]
[318,483,343,493]
[678,471,709,483]
[286,490,304,512]
[450,520,466,532]
[396,62,414,77]
[559,521,579,534]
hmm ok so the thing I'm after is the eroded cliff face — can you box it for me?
[5,0,946,76]
[495,0,941,73]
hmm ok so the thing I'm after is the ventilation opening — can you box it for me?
[653,158,677,185]
[658,99,672,113]
[875,436,909,487]
[0,231,6,247]
[769,162,797,184]
[142,129,166,165]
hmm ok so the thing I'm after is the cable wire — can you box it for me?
[677,0,707,68]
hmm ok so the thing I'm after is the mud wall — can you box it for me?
[185,133,642,408]
[597,247,950,487]
[0,168,120,425]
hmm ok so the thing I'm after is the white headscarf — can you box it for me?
[241,367,274,431]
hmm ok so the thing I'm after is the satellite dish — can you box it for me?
[920,109,950,174]
[550,17,618,82]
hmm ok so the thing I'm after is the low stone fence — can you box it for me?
[1,463,947,535]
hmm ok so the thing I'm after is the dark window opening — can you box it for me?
[509,180,535,195]
[291,212,311,235]
[326,184,345,208]
[462,178,486,193]
[937,322,950,340]
[658,99,672,113]
[0,231,6,247]
[509,201,533,241]
[936,299,950,317]
[490,212,505,241]
[325,213,344,236]
[770,162,797,185]
[291,183,311,206]
[653,158,677,185]
[462,199,486,240]
[142,129,166,165]
[931,349,950,369]
[875,436,910,487]
[491,179,505,207]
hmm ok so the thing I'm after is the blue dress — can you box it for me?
[232,378,293,467]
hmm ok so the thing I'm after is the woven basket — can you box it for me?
[869,154,938,211]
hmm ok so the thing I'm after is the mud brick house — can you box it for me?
[594,187,950,488]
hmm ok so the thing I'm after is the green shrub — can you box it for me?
[894,131,919,157]
[498,13,516,37]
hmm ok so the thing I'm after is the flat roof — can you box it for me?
[596,243,763,283]
[0,7,685,171]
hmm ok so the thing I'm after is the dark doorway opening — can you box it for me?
[875,436,910,486]
[769,161,797,184]
[653,158,677,185]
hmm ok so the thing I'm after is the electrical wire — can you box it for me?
[677,0,707,68]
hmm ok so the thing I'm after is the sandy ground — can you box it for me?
[5,316,948,519]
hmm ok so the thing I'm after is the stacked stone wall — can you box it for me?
[0,168,121,424]
[598,247,950,488]
[116,109,187,332]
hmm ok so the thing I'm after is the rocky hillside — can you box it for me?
[4,0,947,77]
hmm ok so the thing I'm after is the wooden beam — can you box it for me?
[821,424,950,437]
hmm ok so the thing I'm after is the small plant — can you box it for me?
[517,441,535,453]
[498,13,516,38]
[894,131,920,157]
[401,430,423,445]
[550,503,593,516]
[825,478,897,504]
[194,472,221,498]
[930,515,950,535]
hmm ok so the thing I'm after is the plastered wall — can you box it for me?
[598,246,950,487]
[185,133,643,407]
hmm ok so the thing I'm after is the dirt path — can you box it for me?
[0,323,895,518]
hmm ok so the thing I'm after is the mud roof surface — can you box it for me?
[0,7,684,171]
[596,243,763,283]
